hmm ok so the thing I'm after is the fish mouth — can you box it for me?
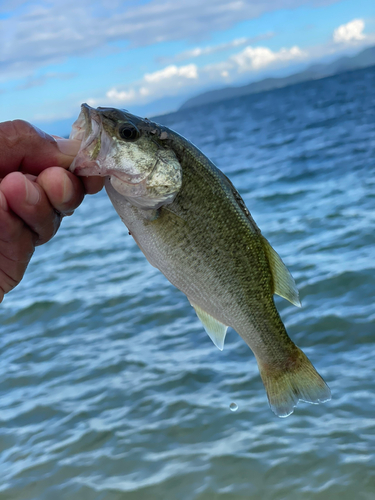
[70,103,99,145]
[69,104,108,176]
[69,104,150,190]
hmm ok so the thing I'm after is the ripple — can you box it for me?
[1,66,375,499]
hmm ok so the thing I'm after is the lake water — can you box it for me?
[1,65,375,499]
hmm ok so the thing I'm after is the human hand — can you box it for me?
[0,119,104,302]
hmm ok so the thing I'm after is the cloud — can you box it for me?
[16,72,76,90]
[89,63,199,106]
[144,64,198,82]
[157,32,275,64]
[333,19,366,43]
[0,0,340,80]
[104,88,137,103]
[231,45,305,71]
[88,42,307,108]
[0,0,30,12]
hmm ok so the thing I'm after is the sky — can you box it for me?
[0,0,374,136]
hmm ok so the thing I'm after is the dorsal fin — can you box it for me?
[190,301,228,350]
[261,236,301,307]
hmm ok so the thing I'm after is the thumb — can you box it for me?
[0,120,80,177]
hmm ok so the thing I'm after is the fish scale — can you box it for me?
[70,103,331,418]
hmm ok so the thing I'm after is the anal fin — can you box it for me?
[190,302,228,351]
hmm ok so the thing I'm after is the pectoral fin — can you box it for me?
[261,236,301,307]
[190,302,228,351]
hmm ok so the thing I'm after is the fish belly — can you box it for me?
[105,175,331,418]
[105,178,285,357]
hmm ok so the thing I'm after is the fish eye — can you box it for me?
[119,124,139,141]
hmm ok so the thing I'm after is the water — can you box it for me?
[1,66,375,499]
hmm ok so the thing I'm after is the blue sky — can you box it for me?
[0,0,374,136]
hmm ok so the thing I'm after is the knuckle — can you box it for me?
[34,211,62,246]
[0,120,37,150]
[0,214,24,243]
[10,240,35,263]
[0,269,19,293]
[0,232,35,264]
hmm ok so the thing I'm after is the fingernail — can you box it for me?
[56,138,81,156]
[0,192,8,211]
[25,178,40,205]
[62,174,74,204]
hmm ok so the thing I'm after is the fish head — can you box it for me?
[70,104,182,209]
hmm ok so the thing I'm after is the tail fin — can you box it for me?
[257,347,331,418]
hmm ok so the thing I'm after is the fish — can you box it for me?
[69,103,331,418]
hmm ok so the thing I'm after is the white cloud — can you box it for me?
[0,0,340,80]
[88,42,308,108]
[88,63,199,106]
[139,87,150,96]
[159,32,275,64]
[16,72,76,90]
[144,64,198,83]
[173,38,248,61]
[231,45,305,72]
[0,0,30,12]
[333,19,365,43]
[105,88,137,103]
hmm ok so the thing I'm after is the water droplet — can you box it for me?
[229,402,238,412]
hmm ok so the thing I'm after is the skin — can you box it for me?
[0,119,104,303]
[71,106,330,416]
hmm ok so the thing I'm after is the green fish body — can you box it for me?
[70,104,331,417]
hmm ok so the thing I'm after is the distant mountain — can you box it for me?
[180,45,375,110]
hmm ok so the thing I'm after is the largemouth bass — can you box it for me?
[70,103,331,418]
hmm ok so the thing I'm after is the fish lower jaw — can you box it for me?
[69,127,85,142]
[70,160,99,176]
[69,114,87,142]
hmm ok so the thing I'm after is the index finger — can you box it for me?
[0,120,80,177]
